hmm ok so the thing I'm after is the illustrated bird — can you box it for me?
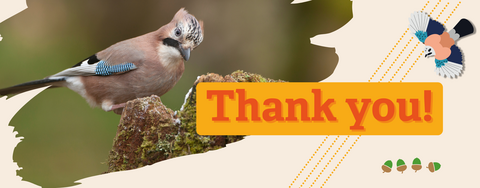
[0,8,204,114]
[409,11,474,78]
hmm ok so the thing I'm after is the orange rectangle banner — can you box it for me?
[196,82,442,135]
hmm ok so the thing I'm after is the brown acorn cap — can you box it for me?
[427,162,435,172]
[397,165,407,174]
[382,165,392,173]
[412,164,422,172]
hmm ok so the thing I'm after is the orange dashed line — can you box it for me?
[379,37,413,82]
[436,2,449,20]
[422,1,429,11]
[298,136,339,188]
[400,52,423,82]
[389,42,421,82]
[320,136,361,188]
[429,0,441,15]
[289,136,329,188]
[309,136,350,188]
[368,29,409,82]
[444,2,461,23]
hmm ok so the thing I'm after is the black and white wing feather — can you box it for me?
[49,54,137,78]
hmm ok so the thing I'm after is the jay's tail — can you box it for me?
[449,19,475,41]
[0,78,65,95]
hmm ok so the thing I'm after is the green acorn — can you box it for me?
[427,162,441,172]
[411,158,422,172]
[397,159,407,173]
[382,160,393,173]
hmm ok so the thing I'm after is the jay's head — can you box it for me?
[160,8,204,61]
[424,46,436,58]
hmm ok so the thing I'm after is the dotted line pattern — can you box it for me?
[309,136,350,188]
[298,136,340,188]
[320,136,360,188]
[430,0,441,15]
[379,37,413,82]
[444,1,461,23]
[368,29,409,82]
[436,2,449,20]
[389,41,421,82]
[422,1,430,11]
[400,51,424,82]
[289,136,329,188]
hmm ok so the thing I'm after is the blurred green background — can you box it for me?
[0,0,352,187]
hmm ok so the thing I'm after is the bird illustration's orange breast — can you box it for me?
[425,34,451,60]
[425,34,440,46]
[439,32,455,48]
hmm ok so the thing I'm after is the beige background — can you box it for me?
[1,0,479,187]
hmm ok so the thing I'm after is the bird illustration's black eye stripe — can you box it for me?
[163,38,180,48]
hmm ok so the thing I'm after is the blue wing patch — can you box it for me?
[435,59,447,68]
[415,31,428,43]
[426,19,445,36]
[447,45,463,65]
[95,61,136,76]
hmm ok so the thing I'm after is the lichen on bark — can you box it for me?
[107,70,282,172]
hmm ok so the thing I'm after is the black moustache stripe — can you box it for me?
[163,38,180,48]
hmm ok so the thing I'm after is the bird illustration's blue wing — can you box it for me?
[434,45,463,78]
[426,19,445,36]
[409,11,445,43]
[447,45,463,64]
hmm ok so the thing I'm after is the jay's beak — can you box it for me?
[179,44,191,61]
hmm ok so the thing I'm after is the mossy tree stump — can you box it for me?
[107,70,282,172]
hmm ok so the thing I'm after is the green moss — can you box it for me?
[156,140,172,156]
[230,70,283,83]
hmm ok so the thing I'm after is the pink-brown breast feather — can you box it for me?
[425,33,452,60]
[439,32,455,48]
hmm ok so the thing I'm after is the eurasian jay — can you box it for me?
[0,8,204,114]
[409,11,474,78]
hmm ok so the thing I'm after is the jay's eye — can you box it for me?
[175,28,182,37]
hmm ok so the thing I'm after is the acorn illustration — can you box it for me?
[382,160,393,173]
[427,162,441,172]
[397,159,407,173]
[411,158,422,172]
